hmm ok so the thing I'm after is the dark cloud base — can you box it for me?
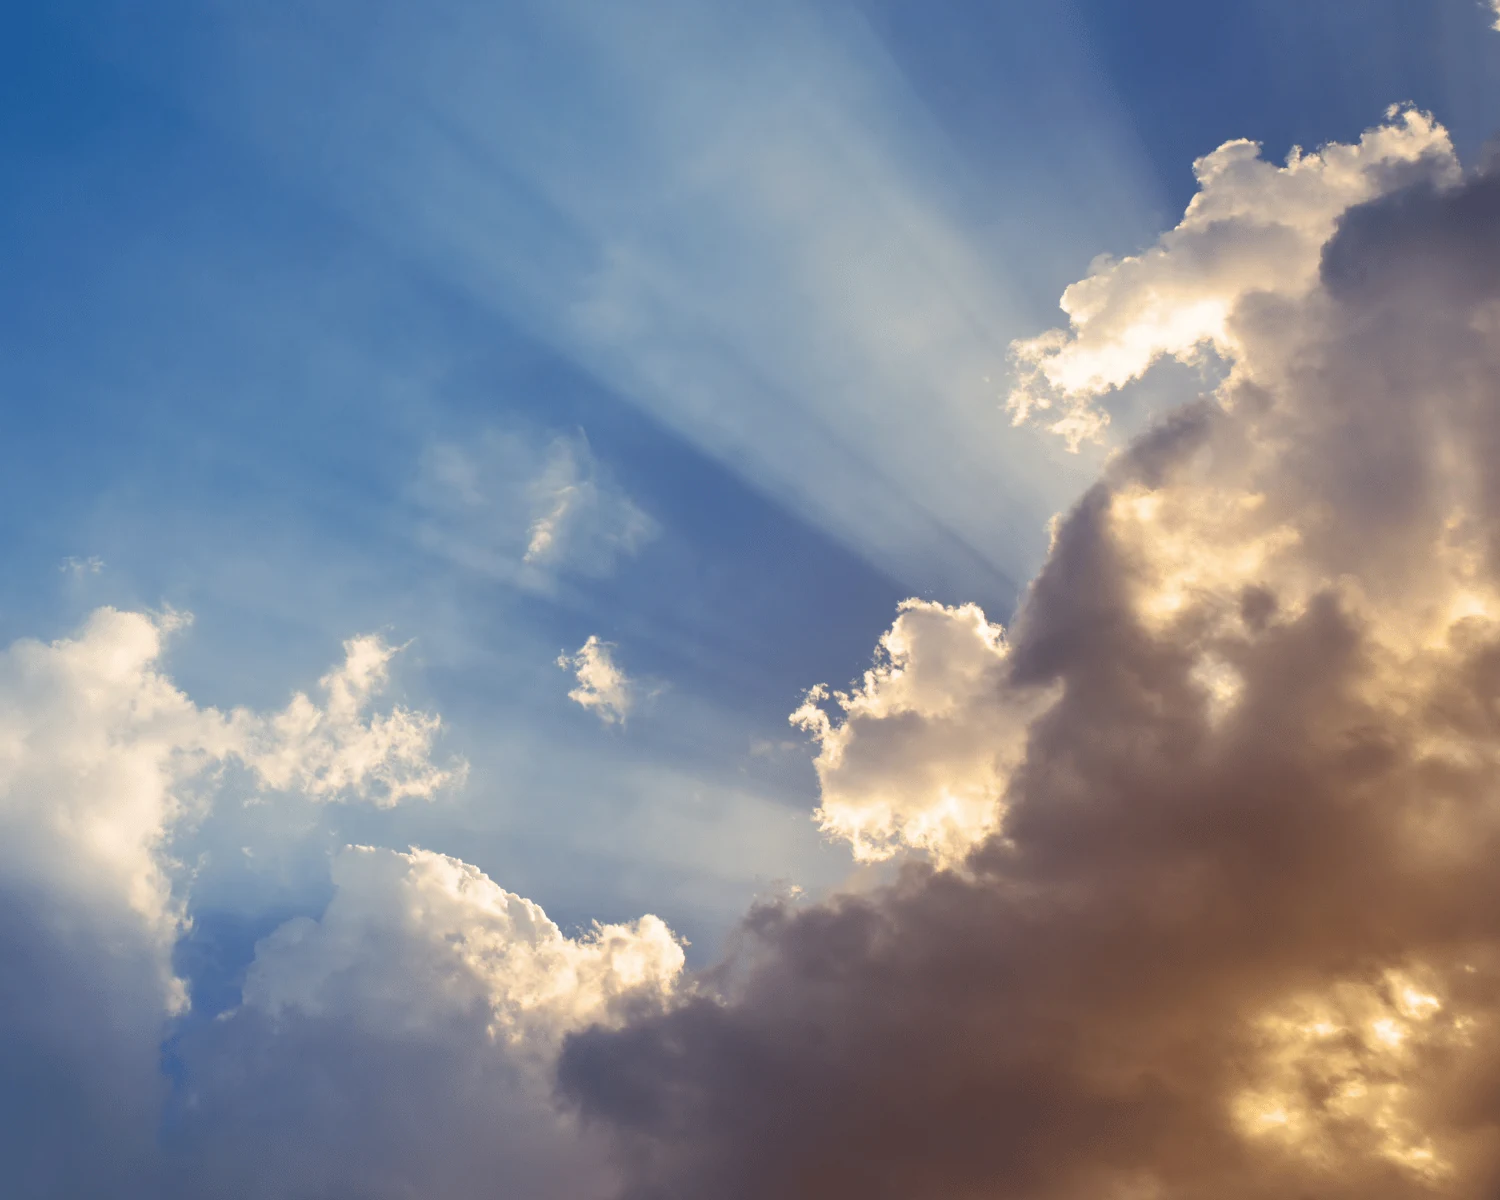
[560,168,1500,1198]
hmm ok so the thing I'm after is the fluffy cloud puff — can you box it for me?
[791,599,1047,865]
[168,846,683,1199]
[1007,104,1459,447]
[560,114,1500,1198]
[0,609,464,1194]
[0,607,679,1198]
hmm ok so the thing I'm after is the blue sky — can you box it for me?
[6,4,1500,1195]
[1,0,1496,939]
[0,0,1493,925]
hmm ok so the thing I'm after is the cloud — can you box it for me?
[791,599,1049,865]
[59,554,103,575]
[242,845,683,1044]
[169,845,682,1199]
[561,117,1500,1198]
[0,607,475,1193]
[559,635,633,725]
[0,607,219,1194]
[232,632,466,807]
[415,428,655,591]
[0,605,698,1197]
[1006,105,1460,447]
[1490,0,1500,32]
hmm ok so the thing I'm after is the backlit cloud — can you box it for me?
[791,599,1048,865]
[562,114,1500,1199]
[559,635,633,726]
[169,845,682,1199]
[1006,106,1459,447]
[0,608,466,1193]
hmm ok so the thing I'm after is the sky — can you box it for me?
[8,2,1500,1197]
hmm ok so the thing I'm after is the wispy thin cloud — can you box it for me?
[60,555,104,576]
[413,428,654,592]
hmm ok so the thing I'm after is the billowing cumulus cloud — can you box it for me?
[791,599,1048,865]
[560,113,1500,1198]
[242,845,683,1044]
[560,635,634,725]
[1006,105,1459,447]
[415,428,656,591]
[0,606,684,1197]
[169,845,682,1199]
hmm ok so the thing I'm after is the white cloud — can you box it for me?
[1490,0,1500,32]
[0,608,222,942]
[0,605,690,1195]
[232,633,466,806]
[0,607,460,953]
[0,607,464,1192]
[60,554,104,575]
[792,599,1050,865]
[1006,106,1460,447]
[558,635,633,725]
[170,844,682,1200]
[415,429,655,591]
[244,844,683,1048]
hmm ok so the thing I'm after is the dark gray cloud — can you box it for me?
[0,886,170,1198]
[559,145,1500,1198]
[165,1008,613,1200]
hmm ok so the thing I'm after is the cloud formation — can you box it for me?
[170,845,682,1199]
[1006,105,1459,447]
[562,112,1500,1198]
[791,599,1047,865]
[234,633,465,806]
[242,845,682,1045]
[559,635,634,725]
[0,608,466,1193]
[416,428,655,591]
[0,605,686,1197]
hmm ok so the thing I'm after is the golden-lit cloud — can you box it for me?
[562,115,1500,1199]
[1006,107,1459,447]
[791,599,1049,865]
[559,634,634,725]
